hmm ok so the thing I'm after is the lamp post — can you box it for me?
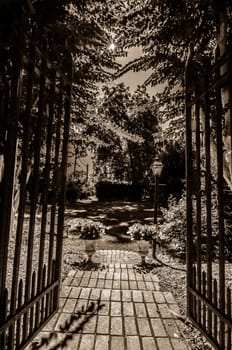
[151,158,163,258]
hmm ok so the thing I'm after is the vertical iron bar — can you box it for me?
[185,45,194,317]
[54,57,73,305]
[227,287,231,350]
[0,13,24,307]
[9,29,36,349]
[36,39,50,299]
[15,279,23,349]
[203,62,213,337]
[215,46,225,349]
[23,37,47,340]
[47,85,63,289]
[195,91,202,324]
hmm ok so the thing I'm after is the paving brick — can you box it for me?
[88,278,97,288]
[68,270,76,277]
[59,298,66,310]
[110,317,123,335]
[63,277,73,286]
[90,288,101,300]
[128,272,136,280]
[111,335,125,350]
[113,280,121,289]
[135,303,147,317]
[91,271,99,278]
[168,303,180,315]
[126,336,141,350]
[142,337,158,350]
[146,303,159,318]
[137,281,146,289]
[80,278,90,287]
[84,271,91,277]
[135,273,144,281]
[163,292,176,304]
[124,317,137,335]
[123,301,134,316]
[145,282,154,290]
[150,319,166,337]
[157,304,171,318]
[76,271,84,278]
[106,272,114,279]
[156,337,173,350]
[98,301,110,315]
[99,271,107,279]
[143,291,154,303]
[111,290,121,301]
[79,334,95,350]
[97,279,105,288]
[122,290,132,301]
[137,318,152,336]
[132,291,143,302]
[82,315,97,333]
[43,313,59,331]
[111,301,121,316]
[79,287,91,299]
[97,316,110,334]
[171,338,189,350]
[163,319,180,338]
[60,286,72,298]
[143,274,152,282]
[75,299,88,312]
[104,279,113,289]
[55,313,70,331]
[121,272,128,280]
[63,298,76,313]
[101,289,111,301]
[153,292,165,303]
[153,282,160,291]
[69,287,81,299]
[114,272,121,280]
[121,281,129,289]
[95,335,110,350]
[129,281,138,289]
[151,274,159,282]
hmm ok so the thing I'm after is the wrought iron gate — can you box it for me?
[0,1,72,349]
[185,45,232,349]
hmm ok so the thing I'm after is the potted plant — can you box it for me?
[126,223,157,263]
[69,218,106,262]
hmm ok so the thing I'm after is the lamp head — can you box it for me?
[151,158,163,177]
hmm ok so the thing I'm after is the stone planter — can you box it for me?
[137,240,150,264]
[84,239,97,262]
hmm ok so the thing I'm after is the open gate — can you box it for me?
[185,45,232,349]
[0,1,72,349]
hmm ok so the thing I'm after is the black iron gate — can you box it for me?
[185,45,232,349]
[0,1,72,349]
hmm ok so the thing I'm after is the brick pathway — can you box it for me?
[27,250,190,350]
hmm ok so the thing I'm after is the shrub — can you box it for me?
[126,223,157,241]
[159,193,187,258]
[69,218,106,240]
[95,181,143,201]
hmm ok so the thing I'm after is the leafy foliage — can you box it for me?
[127,223,157,241]
[159,194,187,259]
[69,218,106,240]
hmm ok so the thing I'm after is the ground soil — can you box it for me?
[63,198,214,349]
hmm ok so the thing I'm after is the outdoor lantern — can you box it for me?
[151,158,163,259]
[151,159,163,177]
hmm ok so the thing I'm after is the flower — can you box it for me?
[126,223,157,241]
[68,218,106,240]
